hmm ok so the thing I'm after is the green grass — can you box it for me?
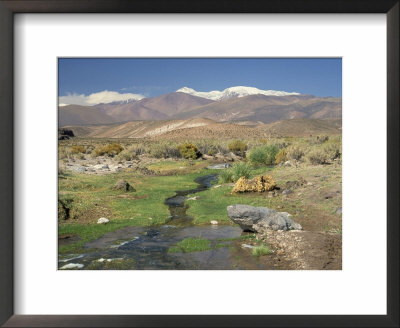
[215,243,229,248]
[187,166,273,224]
[187,171,275,225]
[168,237,211,253]
[252,245,271,257]
[217,234,256,242]
[59,220,134,254]
[59,157,342,256]
[58,169,217,253]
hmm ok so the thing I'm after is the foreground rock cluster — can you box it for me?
[227,204,302,232]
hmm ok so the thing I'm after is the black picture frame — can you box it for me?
[0,1,398,327]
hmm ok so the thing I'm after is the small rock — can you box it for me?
[208,163,232,169]
[113,179,135,192]
[210,220,218,225]
[335,207,342,215]
[97,217,110,224]
[97,258,106,262]
[145,229,159,238]
[60,263,84,270]
[323,193,335,199]
[285,180,301,189]
[93,164,109,170]
[307,182,313,186]
[282,189,294,195]
[213,185,222,188]
[72,166,86,173]
[283,161,293,167]
[187,196,200,201]
[241,244,255,249]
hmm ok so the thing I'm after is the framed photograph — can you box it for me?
[1,0,398,327]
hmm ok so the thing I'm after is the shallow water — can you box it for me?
[58,174,271,270]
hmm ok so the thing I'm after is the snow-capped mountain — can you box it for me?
[176,86,300,100]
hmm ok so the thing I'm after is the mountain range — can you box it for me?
[59,86,341,127]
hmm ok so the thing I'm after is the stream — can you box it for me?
[58,174,271,270]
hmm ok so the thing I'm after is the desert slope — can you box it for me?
[65,118,341,139]
[172,94,341,123]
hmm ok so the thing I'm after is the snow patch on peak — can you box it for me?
[176,86,300,100]
[176,87,196,93]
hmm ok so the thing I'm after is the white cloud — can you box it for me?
[59,90,145,106]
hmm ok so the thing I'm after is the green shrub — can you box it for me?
[228,140,248,156]
[247,145,278,166]
[149,144,166,158]
[115,150,135,161]
[252,245,271,257]
[231,162,252,181]
[127,144,146,156]
[70,145,85,154]
[275,148,288,164]
[322,142,341,161]
[311,135,329,144]
[93,143,124,157]
[286,145,305,161]
[271,139,291,149]
[178,143,201,160]
[219,169,234,183]
[58,146,71,159]
[306,149,329,164]
[148,142,181,159]
[85,145,95,154]
[259,138,291,149]
[195,140,219,156]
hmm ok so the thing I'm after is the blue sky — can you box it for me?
[58,58,342,103]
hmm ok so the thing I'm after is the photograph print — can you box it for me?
[58,58,342,270]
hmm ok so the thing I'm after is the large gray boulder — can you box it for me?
[227,204,302,232]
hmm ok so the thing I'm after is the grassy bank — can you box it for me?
[58,165,218,253]
[187,164,342,232]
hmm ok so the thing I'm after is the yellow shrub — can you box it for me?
[93,143,124,157]
[275,148,288,164]
[232,175,276,193]
[178,143,201,159]
[228,140,247,156]
[70,145,86,154]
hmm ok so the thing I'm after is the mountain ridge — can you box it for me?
[58,88,341,127]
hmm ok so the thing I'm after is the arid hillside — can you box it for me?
[64,118,341,139]
[172,94,341,123]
